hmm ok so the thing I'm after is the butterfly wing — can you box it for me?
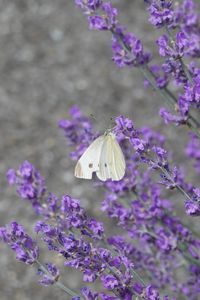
[74,135,104,179]
[96,133,125,181]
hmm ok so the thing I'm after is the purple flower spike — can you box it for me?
[130,137,147,152]
[185,200,200,216]
[58,107,95,160]
[75,0,151,68]
[0,222,39,264]
[3,0,200,294]
[156,35,171,57]
[147,0,174,28]
[6,161,46,213]
[112,31,151,68]
[159,107,187,125]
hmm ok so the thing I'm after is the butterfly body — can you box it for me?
[74,132,125,181]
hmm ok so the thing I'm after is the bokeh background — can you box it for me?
[0,1,196,299]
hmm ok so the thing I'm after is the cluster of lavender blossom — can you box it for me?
[1,106,200,299]
[75,0,200,150]
[1,0,200,300]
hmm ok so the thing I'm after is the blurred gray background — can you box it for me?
[0,1,196,299]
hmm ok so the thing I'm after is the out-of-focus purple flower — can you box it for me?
[152,146,168,165]
[174,30,200,58]
[184,77,200,105]
[6,169,16,184]
[43,193,60,218]
[159,107,187,126]
[130,138,147,152]
[155,228,177,253]
[83,269,97,282]
[75,0,102,11]
[147,0,200,42]
[147,0,174,28]
[61,194,80,212]
[114,115,136,140]
[176,31,188,50]
[38,263,60,286]
[87,218,104,237]
[112,30,151,68]
[75,0,151,68]
[61,194,104,238]
[144,285,160,300]
[133,282,143,294]
[162,58,187,86]
[58,106,96,160]
[149,64,169,88]
[88,3,118,30]
[193,188,200,198]
[4,105,200,299]
[89,15,107,30]
[157,35,172,57]
[156,32,189,59]
[0,222,39,264]
[178,95,189,116]
[185,200,200,216]
[6,161,46,213]
[174,0,200,34]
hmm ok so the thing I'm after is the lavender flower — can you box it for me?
[2,1,200,299]
[0,222,39,264]
[3,153,180,298]
[111,30,151,68]
[74,0,151,69]
[6,160,46,213]
[89,3,118,30]
[74,0,200,139]
[58,106,95,160]
[38,263,60,286]
[145,0,200,132]
[147,0,174,28]
[58,107,200,299]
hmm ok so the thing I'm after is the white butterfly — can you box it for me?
[74,132,126,181]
